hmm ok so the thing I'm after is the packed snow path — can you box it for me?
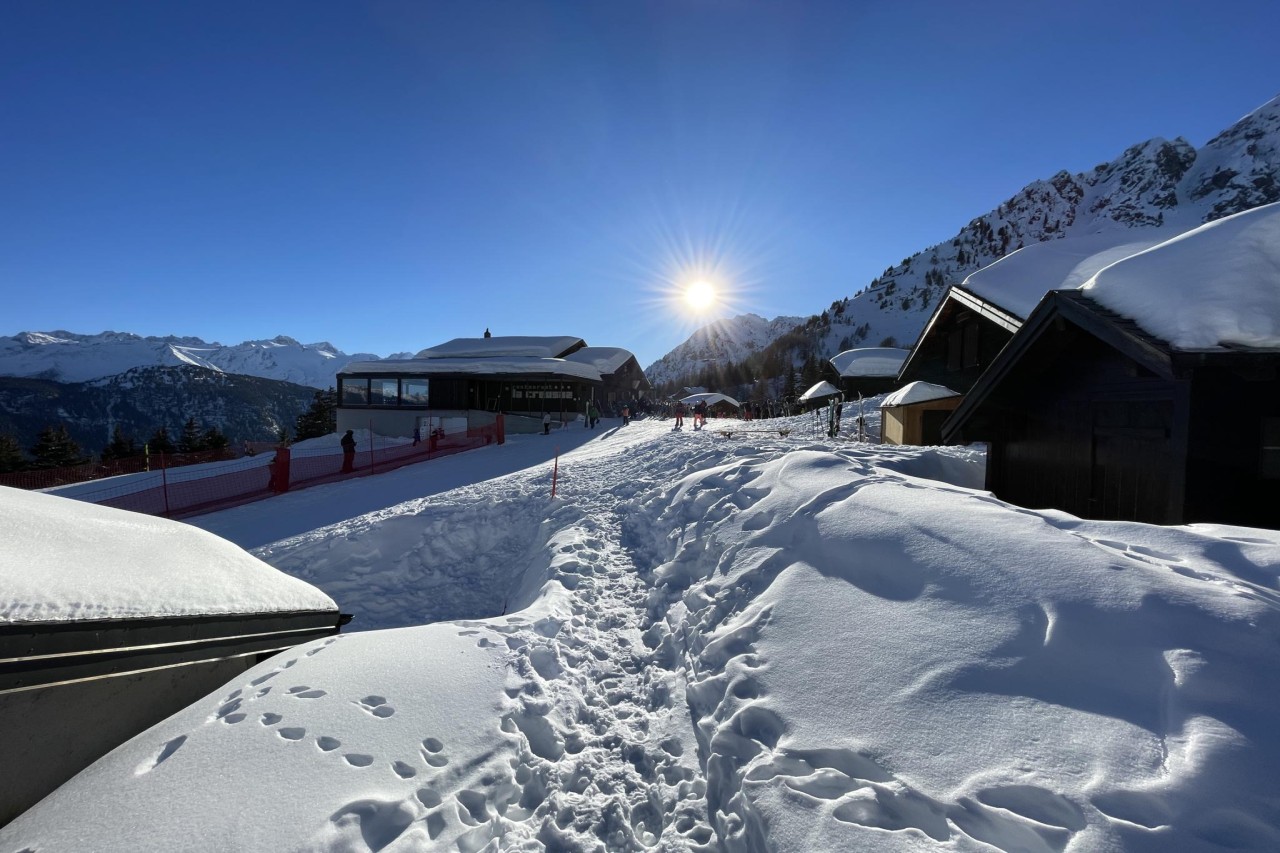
[6,417,1279,852]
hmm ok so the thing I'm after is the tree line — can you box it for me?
[0,417,235,473]
[0,387,340,474]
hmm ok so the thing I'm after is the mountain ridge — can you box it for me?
[646,93,1280,394]
[0,330,410,389]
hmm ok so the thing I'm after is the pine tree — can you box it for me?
[178,417,206,453]
[294,387,337,441]
[202,425,230,452]
[100,425,139,462]
[29,424,89,469]
[148,426,176,455]
[0,433,26,473]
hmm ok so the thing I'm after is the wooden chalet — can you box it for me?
[828,347,909,398]
[880,382,962,446]
[943,291,1280,527]
[896,285,1021,393]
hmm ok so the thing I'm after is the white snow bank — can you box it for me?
[630,448,1280,851]
[880,380,960,407]
[0,486,336,623]
[1082,201,1280,348]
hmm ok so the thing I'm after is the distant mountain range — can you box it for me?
[647,93,1280,394]
[0,331,410,388]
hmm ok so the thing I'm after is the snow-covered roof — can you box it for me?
[561,346,637,375]
[799,381,841,401]
[342,357,603,382]
[961,231,1168,319]
[880,381,961,408]
[0,487,336,624]
[413,336,585,359]
[680,392,740,407]
[828,347,909,378]
[1081,200,1280,349]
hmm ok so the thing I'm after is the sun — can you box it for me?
[684,280,717,312]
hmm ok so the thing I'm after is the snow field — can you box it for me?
[3,416,1278,852]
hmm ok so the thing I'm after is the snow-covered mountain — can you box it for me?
[648,93,1280,387]
[644,313,804,389]
[0,331,407,389]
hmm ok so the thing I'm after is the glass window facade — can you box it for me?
[370,379,399,406]
[402,378,429,405]
[341,378,369,406]
[339,376,431,407]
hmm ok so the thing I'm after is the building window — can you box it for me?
[341,377,370,406]
[402,378,429,406]
[1262,417,1280,479]
[370,378,399,406]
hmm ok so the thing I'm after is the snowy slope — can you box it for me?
[644,313,805,388]
[649,93,1280,385]
[0,331,403,388]
[5,418,1278,852]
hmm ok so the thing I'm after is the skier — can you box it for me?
[542,412,551,435]
[674,402,685,430]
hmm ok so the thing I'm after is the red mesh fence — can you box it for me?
[5,418,503,520]
[0,448,243,492]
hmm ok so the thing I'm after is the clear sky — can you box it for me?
[3,0,1278,368]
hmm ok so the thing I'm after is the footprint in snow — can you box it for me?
[356,695,395,717]
[287,685,327,699]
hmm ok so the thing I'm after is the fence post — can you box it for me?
[160,453,171,517]
[368,419,375,474]
[496,413,505,445]
[551,447,559,498]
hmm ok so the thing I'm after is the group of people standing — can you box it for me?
[671,400,709,430]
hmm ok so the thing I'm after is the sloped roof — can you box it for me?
[680,392,741,407]
[880,381,960,408]
[1081,201,1280,350]
[343,357,602,382]
[962,232,1167,320]
[829,348,910,378]
[414,336,586,359]
[799,381,842,401]
[562,347,637,375]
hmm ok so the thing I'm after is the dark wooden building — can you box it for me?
[944,291,1280,527]
[897,286,1021,393]
[828,347,909,398]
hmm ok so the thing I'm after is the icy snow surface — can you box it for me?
[0,486,336,623]
[3,417,1279,852]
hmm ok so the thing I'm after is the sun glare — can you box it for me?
[684,280,717,312]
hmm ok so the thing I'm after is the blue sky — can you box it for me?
[3,0,1278,368]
